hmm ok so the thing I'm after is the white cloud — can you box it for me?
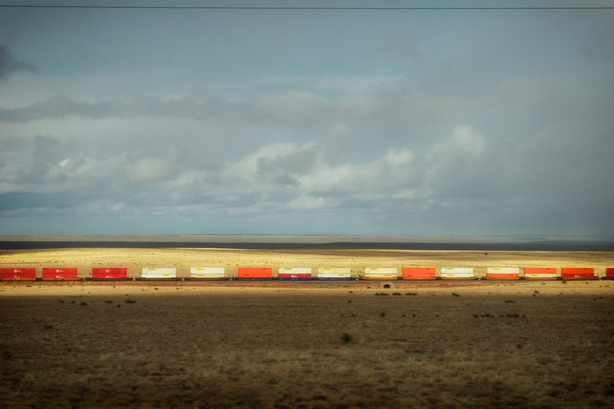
[385,147,414,164]
[286,194,329,210]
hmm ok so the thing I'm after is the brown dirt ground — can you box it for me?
[1,249,613,407]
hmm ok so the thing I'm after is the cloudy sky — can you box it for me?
[0,0,613,236]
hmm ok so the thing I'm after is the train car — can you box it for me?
[42,267,79,281]
[190,267,225,279]
[605,268,614,280]
[316,267,352,280]
[560,267,596,280]
[523,267,558,280]
[364,268,398,280]
[92,267,128,280]
[485,267,520,280]
[237,267,273,280]
[0,268,37,281]
[402,267,437,280]
[141,268,177,280]
[277,267,312,281]
[440,267,475,280]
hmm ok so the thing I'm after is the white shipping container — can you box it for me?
[440,267,474,279]
[317,267,352,279]
[364,267,398,280]
[141,267,177,279]
[190,267,225,279]
[278,267,312,275]
[486,267,520,276]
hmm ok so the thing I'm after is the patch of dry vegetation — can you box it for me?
[1,283,613,407]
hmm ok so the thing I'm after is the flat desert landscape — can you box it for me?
[1,247,613,407]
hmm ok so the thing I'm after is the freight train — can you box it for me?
[1,266,613,281]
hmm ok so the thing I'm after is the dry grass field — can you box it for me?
[1,247,613,278]
[1,248,613,407]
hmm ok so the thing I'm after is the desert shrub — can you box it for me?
[104,300,113,304]
[340,332,353,344]
[125,299,136,304]
[58,300,64,303]
[392,292,402,296]
[375,292,389,296]
[505,300,516,303]
[43,324,53,330]
[451,293,460,297]
[79,302,88,306]
[405,292,418,296]
[380,311,386,317]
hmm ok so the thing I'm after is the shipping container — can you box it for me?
[190,267,225,279]
[560,267,595,280]
[440,267,475,280]
[402,267,437,280]
[92,267,128,280]
[237,267,273,280]
[42,267,79,281]
[0,267,37,281]
[364,268,398,280]
[141,267,177,279]
[316,267,352,280]
[523,267,558,280]
[277,267,312,281]
[485,267,520,280]
[606,268,614,280]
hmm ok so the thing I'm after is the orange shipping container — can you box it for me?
[523,267,558,280]
[561,268,595,280]
[238,267,273,280]
[402,267,437,280]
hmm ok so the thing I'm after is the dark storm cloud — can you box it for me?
[0,45,35,80]
[371,33,423,58]
[582,18,614,62]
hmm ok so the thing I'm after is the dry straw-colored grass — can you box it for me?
[1,281,613,407]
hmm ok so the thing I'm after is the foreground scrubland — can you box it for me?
[1,281,613,407]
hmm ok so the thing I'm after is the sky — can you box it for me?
[0,0,613,237]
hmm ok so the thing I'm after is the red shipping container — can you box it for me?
[238,267,273,280]
[0,268,37,281]
[402,267,437,280]
[42,267,79,281]
[606,268,614,280]
[560,267,595,280]
[92,267,128,280]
